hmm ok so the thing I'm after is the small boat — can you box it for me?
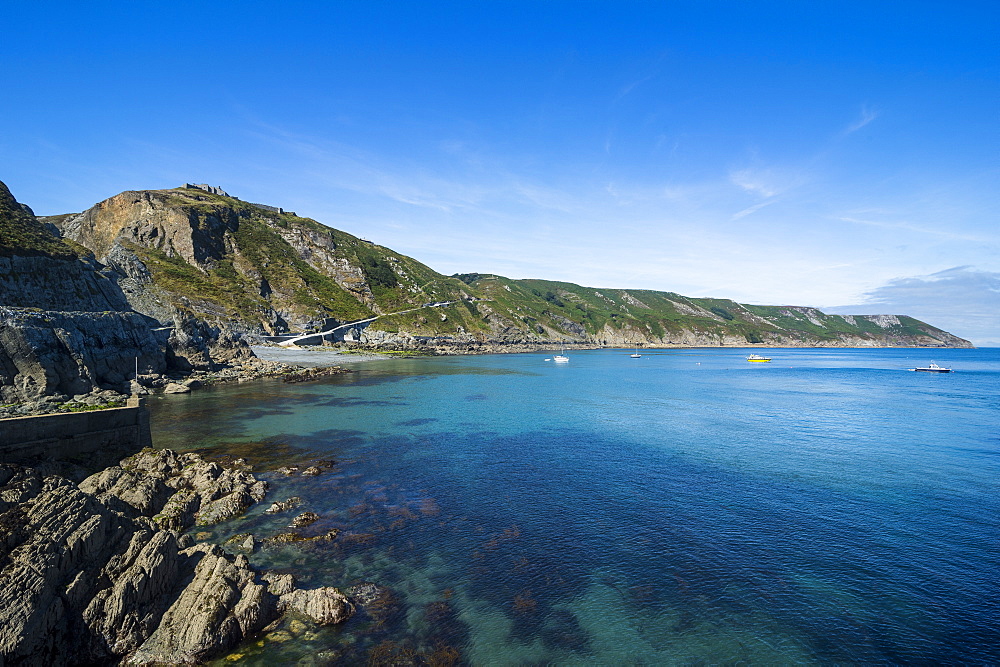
[747,354,771,363]
[553,348,569,364]
[910,363,952,373]
[630,345,641,358]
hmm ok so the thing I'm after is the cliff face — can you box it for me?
[0,308,171,402]
[0,182,251,403]
[39,183,974,350]
[50,186,474,334]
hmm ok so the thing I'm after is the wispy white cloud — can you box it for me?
[836,214,991,243]
[730,168,780,198]
[169,115,998,325]
[731,199,777,220]
[729,166,807,199]
[843,104,880,135]
[615,73,655,102]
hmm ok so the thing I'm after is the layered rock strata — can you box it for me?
[0,449,354,665]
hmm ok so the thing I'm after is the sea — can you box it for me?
[148,347,1000,665]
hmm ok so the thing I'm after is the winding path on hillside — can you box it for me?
[277,301,460,347]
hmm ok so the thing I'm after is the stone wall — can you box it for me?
[0,396,151,462]
[184,183,230,196]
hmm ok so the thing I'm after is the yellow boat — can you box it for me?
[747,354,771,362]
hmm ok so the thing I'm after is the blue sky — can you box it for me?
[3,1,998,344]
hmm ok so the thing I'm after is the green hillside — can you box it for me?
[0,181,79,259]
[454,274,968,347]
[43,184,972,348]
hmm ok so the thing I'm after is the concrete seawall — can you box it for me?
[0,396,152,462]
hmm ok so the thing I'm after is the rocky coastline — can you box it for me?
[1,355,354,419]
[0,448,362,665]
[0,173,981,664]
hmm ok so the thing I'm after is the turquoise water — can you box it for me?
[150,348,1000,664]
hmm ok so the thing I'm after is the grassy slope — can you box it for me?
[454,274,958,344]
[137,188,480,331]
[54,185,962,345]
[459,275,737,340]
[0,181,80,259]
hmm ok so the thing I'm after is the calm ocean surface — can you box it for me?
[149,347,1000,665]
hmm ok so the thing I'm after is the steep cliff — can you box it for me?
[0,181,251,403]
[41,183,973,350]
[49,186,477,335]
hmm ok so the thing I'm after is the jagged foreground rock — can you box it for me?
[0,450,354,665]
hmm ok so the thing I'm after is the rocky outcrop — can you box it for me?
[0,449,354,665]
[54,190,240,271]
[0,307,171,402]
[80,449,267,529]
[124,544,275,665]
[48,188,356,332]
[0,181,255,405]
[280,587,354,626]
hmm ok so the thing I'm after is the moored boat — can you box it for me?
[909,363,952,373]
[747,354,771,363]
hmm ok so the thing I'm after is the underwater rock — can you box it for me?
[280,366,353,384]
[291,511,320,527]
[346,582,385,606]
[223,533,257,554]
[262,529,339,547]
[265,532,306,544]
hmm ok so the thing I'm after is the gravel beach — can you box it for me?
[251,346,391,366]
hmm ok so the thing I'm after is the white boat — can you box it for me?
[630,345,641,358]
[910,363,952,373]
[747,354,771,363]
[553,348,569,363]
